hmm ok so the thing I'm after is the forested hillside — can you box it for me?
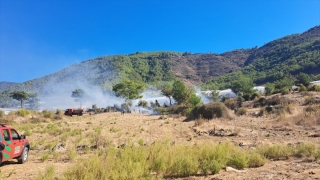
[1,26,320,108]
[203,25,320,89]
[0,81,18,92]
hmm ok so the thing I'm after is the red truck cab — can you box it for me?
[0,124,30,165]
[64,108,84,116]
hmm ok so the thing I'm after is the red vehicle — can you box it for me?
[0,124,30,165]
[64,108,84,116]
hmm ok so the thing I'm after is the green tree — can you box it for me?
[71,89,86,108]
[188,94,201,107]
[112,80,145,100]
[296,72,312,86]
[10,90,30,108]
[161,83,173,106]
[172,80,189,104]
[138,100,148,108]
[230,76,254,95]
[264,83,275,96]
[274,77,294,90]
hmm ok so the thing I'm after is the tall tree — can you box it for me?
[112,80,145,100]
[10,91,30,108]
[296,72,312,86]
[161,83,173,106]
[274,77,294,90]
[71,89,86,108]
[188,93,201,107]
[172,80,190,104]
[264,83,275,96]
[230,76,255,95]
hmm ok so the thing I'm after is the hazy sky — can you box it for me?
[0,0,319,83]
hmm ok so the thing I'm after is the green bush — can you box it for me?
[299,85,307,92]
[42,110,54,119]
[308,85,320,92]
[56,109,63,115]
[248,153,267,168]
[250,92,261,100]
[16,109,31,117]
[227,153,248,169]
[188,102,231,121]
[63,141,267,179]
[36,165,55,180]
[281,88,290,95]
[295,142,318,158]
[257,144,294,160]
[236,107,247,116]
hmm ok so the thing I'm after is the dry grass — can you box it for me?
[1,92,320,180]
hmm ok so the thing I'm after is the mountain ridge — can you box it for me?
[1,25,319,95]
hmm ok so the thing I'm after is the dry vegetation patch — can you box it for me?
[1,92,320,179]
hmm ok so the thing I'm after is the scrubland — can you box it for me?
[0,92,320,180]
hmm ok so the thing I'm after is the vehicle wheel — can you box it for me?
[18,147,28,164]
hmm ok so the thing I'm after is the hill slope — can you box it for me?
[203,25,320,88]
[1,26,320,107]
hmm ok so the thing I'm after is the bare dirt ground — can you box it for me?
[1,92,320,180]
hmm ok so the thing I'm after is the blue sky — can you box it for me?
[0,0,319,83]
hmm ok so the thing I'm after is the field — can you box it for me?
[0,92,320,180]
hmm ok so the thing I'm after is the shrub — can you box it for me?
[0,110,4,117]
[62,141,268,179]
[281,88,290,95]
[67,150,77,161]
[169,104,190,115]
[53,114,63,120]
[258,97,267,107]
[283,103,294,114]
[299,85,307,92]
[188,102,231,121]
[194,115,206,127]
[42,110,54,119]
[304,106,319,114]
[256,144,294,160]
[224,98,237,110]
[236,107,247,116]
[295,142,318,158]
[248,153,267,168]
[56,109,63,115]
[250,92,261,100]
[301,91,312,96]
[41,153,50,162]
[16,109,31,117]
[266,95,281,106]
[227,153,248,169]
[308,85,320,92]
[304,96,315,105]
[36,165,55,180]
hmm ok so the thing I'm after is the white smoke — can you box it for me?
[36,61,125,111]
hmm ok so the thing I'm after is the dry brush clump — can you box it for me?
[286,105,320,127]
[187,102,232,121]
[223,98,237,110]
